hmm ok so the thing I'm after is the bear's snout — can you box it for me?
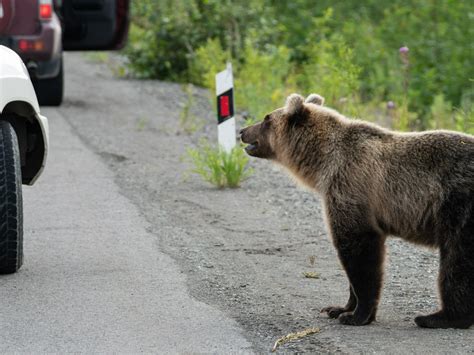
[240,125,262,156]
[240,122,276,159]
[239,126,255,145]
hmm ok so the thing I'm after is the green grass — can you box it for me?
[83,51,110,63]
[186,140,253,188]
[83,51,127,78]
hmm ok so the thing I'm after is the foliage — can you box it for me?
[188,38,230,93]
[234,44,295,123]
[125,0,474,132]
[298,36,361,113]
[186,140,253,188]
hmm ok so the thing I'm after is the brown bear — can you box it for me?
[240,93,474,328]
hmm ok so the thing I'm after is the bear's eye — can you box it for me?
[264,115,271,122]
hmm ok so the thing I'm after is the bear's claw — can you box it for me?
[321,306,347,319]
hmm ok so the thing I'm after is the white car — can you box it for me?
[0,45,49,274]
[0,0,130,274]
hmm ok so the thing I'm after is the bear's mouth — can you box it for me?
[244,141,259,154]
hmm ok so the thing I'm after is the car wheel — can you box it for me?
[33,56,64,107]
[0,121,23,274]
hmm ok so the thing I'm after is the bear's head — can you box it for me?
[240,93,325,160]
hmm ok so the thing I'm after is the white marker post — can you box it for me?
[215,63,236,153]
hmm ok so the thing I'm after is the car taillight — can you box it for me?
[18,39,45,52]
[39,0,53,20]
[19,40,29,52]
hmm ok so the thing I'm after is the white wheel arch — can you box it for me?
[0,46,49,185]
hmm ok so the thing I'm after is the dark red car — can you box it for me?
[0,0,130,105]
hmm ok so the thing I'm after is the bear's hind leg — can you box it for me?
[321,285,357,319]
[415,225,474,329]
[414,310,472,329]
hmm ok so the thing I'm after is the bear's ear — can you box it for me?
[305,94,325,106]
[285,94,305,116]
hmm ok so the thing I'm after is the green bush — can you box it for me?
[298,35,361,113]
[186,140,253,188]
[124,0,474,133]
[234,44,295,123]
[188,38,230,94]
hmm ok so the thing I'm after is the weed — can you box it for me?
[83,52,109,63]
[179,84,203,134]
[186,140,253,188]
[136,116,149,131]
[83,51,127,78]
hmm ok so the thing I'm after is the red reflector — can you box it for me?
[19,40,29,52]
[220,96,230,117]
[39,4,52,19]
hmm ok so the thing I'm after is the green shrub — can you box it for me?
[234,44,295,123]
[298,35,361,113]
[125,0,474,133]
[186,140,253,188]
[125,1,202,80]
[188,38,230,92]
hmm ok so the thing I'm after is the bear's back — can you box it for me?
[334,123,473,243]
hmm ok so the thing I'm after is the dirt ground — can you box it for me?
[59,53,473,353]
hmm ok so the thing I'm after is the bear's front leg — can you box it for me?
[321,285,357,319]
[330,220,386,326]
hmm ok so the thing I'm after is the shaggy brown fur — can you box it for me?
[240,93,474,328]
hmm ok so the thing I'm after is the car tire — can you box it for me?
[33,56,64,107]
[0,121,23,274]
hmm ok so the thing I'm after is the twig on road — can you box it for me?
[271,327,321,352]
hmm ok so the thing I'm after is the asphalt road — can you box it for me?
[1,53,473,353]
[0,101,252,352]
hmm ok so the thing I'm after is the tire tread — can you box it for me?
[0,120,23,274]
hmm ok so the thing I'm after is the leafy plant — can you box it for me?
[188,38,230,94]
[186,140,253,188]
[234,44,295,123]
[299,35,361,112]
